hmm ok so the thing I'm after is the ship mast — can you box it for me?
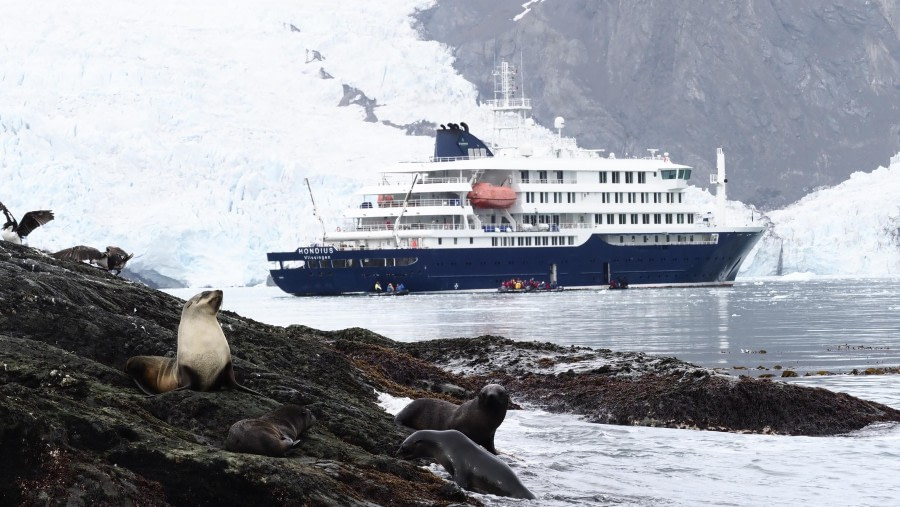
[485,60,532,150]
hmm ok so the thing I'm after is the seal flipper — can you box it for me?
[130,376,160,396]
[216,361,266,397]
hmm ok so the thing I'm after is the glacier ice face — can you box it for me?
[2,1,897,286]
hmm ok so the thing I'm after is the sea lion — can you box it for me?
[395,383,508,454]
[225,404,316,457]
[124,289,263,396]
[397,429,535,500]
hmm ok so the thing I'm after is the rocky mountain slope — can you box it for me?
[418,0,900,208]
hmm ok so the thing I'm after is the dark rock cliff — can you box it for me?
[417,0,900,209]
[2,241,899,504]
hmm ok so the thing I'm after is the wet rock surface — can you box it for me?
[3,241,899,504]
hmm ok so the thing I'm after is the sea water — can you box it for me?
[165,277,900,506]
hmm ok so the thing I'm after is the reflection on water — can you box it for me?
[172,277,900,377]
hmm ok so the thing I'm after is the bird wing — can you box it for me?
[0,202,15,227]
[16,210,55,237]
[53,245,103,262]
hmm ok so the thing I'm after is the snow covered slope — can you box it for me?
[1,0,481,286]
[2,1,897,286]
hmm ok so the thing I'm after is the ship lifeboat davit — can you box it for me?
[467,182,517,209]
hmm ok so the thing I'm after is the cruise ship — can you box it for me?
[267,62,764,295]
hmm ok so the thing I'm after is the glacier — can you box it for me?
[1,0,898,287]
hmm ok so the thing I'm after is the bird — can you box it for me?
[52,245,134,275]
[0,201,55,244]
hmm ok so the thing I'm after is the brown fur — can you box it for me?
[225,404,316,457]
[395,384,508,454]
[124,290,262,396]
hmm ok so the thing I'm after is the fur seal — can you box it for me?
[53,245,134,275]
[124,289,263,396]
[395,383,508,454]
[397,429,535,499]
[0,201,54,244]
[225,404,316,457]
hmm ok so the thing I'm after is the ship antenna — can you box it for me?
[305,177,328,240]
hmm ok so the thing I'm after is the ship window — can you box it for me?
[628,192,636,203]
[667,193,675,203]
[661,170,677,180]
[654,193,661,203]
[281,260,306,270]
[568,236,574,245]
[538,170,547,182]
[678,193,683,203]
[654,214,662,224]
[599,171,607,183]
[438,238,442,245]
[625,172,634,184]
[602,193,610,204]
[618,214,627,224]
[568,192,576,203]
[395,257,418,266]
[631,214,639,224]
[655,235,660,243]
[332,259,351,268]
[607,213,615,224]
[642,214,650,224]
[470,238,474,244]
[643,235,648,243]
[362,258,385,268]
[520,170,529,183]
[556,171,564,183]
[492,238,498,246]
[666,214,673,224]
[640,193,647,203]
[619,235,624,243]
[638,172,647,184]
[594,213,603,225]
[454,238,458,245]
[687,214,694,224]
[612,172,620,183]
[683,169,692,180]
[677,214,685,224]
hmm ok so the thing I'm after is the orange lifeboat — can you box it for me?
[467,182,517,209]
[377,194,394,207]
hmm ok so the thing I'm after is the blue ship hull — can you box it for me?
[267,230,763,295]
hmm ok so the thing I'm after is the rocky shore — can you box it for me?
[3,241,899,505]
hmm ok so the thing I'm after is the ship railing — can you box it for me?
[368,198,469,208]
[516,178,579,185]
[350,223,471,232]
[375,176,469,186]
[484,97,532,109]
[428,155,489,163]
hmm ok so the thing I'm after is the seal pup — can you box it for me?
[124,289,263,396]
[397,429,535,499]
[0,201,54,244]
[395,383,508,454]
[225,404,316,457]
[53,245,134,275]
